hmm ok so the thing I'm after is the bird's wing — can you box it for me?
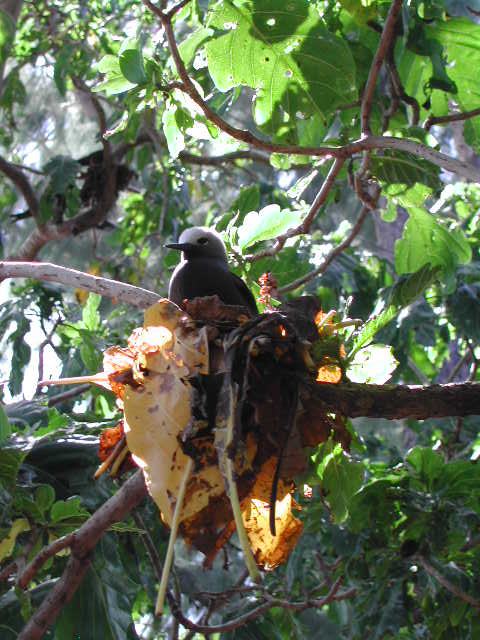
[231,273,258,315]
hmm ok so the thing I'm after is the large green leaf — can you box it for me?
[370,151,441,192]
[426,18,480,152]
[205,0,357,132]
[394,207,471,280]
[237,204,303,250]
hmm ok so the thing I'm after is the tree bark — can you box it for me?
[310,381,480,420]
[18,471,147,640]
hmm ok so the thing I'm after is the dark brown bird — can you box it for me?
[166,226,258,316]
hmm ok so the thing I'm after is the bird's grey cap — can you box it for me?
[165,226,228,263]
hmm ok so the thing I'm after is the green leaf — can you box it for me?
[348,344,398,384]
[315,443,364,524]
[0,448,25,493]
[94,55,137,95]
[119,48,147,85]
[370,151,441,192]
[407,447,444,489]
[237,204,303,250]
[394,207,472,284]
[348,264,441,356]
[162,103,185,158]
[35,485,55,513]
[53,45,74,96]
[50,497,88,523]
[178,27,213,68]
[425,18,480,152]
[0,405,12,444]
[205,0,357,132]
[0,10,15,68]
[43,156,80,194]
[80,339,101,371]
[82,293,101,332]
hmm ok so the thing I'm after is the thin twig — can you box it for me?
[131,511,164,581]
[279,206,369,294]
[47,384,92,406]
[425,106,480,131]
[361,0,403,135]
[0,261,160,309]
[17,533,75,589]
[246,158,345,262]
[418,554,480,609]
[168,576,352,634]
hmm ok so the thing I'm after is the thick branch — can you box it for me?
[361,0,403,135]
[0,261,160,309]
[0,155,40,220]
[310,381,480,419]
[18,471,147,640]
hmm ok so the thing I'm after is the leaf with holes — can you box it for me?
[205,0,357,133]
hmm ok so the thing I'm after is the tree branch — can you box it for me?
[143,0,478,186]
[17,533,76,589]
[0,155,40,220]
[424,106,480,131]
[167,576,352,634]
[361,0,403,135]
[309,381,480,419]
[278,206,370,294]
[0,261,160,309]
[418,555,480,609]
[18,471,147,640]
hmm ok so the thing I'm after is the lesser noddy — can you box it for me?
[166,226,258,316]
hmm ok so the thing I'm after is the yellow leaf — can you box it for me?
[0,518,30,561]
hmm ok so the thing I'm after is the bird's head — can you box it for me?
[166,226,228,263]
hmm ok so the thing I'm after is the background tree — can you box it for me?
[0,0,479,638]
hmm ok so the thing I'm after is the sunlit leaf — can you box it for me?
[205,0,357,131]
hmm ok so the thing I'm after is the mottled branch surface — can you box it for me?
[0,261,160,309]
[311,381,480,419]
[18,471,147,640]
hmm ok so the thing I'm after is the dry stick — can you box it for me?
[18,471,147,640]
[279,206,370,294]
[0,261,160,309]
[418,555,480,609]
[424,106,480,131]
[156,457,194,616]
[361,0,403,136]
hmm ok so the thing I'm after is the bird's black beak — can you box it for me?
[165,242,189,251]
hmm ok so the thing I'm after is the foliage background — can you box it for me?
[0,0,479,638]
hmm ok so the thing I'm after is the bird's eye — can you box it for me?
[197,237,209,245]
